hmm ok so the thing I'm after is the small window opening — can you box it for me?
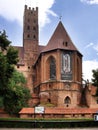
[48,98,51,103]
[33,35,36,39]
[17,65,20,68]
[33,26,36,31]
[27,25,30,30]
[27,34,30,38]
[28,66,30,69]
[64,96,71,107]
[66,104,69,107]
[81,114,85,117]
[63,41,68,46]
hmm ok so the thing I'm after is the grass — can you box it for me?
[0,117,94,121]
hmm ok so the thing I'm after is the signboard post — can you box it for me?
[94,115,98,121]
[34,106,45,118]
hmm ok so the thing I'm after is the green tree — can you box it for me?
[0,30,10,51]
[0,30,18,94]
[0,30,31,115]
[92,69,98,96]
[4,70,31,115]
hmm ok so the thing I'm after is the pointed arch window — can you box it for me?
[33,26,36,31]
[64,96,71,104]
[27,25,30,30]
[33,35,36,39]
[50,56,56,80]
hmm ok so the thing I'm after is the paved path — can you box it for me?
[0,128,98,130]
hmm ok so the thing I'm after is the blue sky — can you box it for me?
[0,0,98,81]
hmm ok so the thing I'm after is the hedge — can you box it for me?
[0,119,98,128]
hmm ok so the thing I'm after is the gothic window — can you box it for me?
[64,96,71,105]
[27,25,30,30]
[27,34,30,38]
[33,26,36,31]
[33,35,36,39]
[77,58,80,81]
[50,57,56,80]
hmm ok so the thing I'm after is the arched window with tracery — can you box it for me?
[50,56,56,80]
[64,96,71,106]
[77,58,80,82]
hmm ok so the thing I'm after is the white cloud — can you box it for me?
[85,42,94,48]
[83,60,98,82]
[80,0,98,4]
[0,0,57,28]
[93,43,98,51]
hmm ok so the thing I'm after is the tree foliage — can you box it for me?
[92,69,98,87]
[0,30,18,93]
[4,71,31,115]
[92,69,98,96]
[0,30,31,115]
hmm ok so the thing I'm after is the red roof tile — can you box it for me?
[19,107,98,114]
[39,45,45,52]
[19,108,34,114]
[42,21,81,54]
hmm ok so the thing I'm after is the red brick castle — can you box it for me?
[15,5,98,118]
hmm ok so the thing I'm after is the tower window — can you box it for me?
[27,34,30,38]
[27,25,30,30]
[63,41,68,46]
[28,66,30,69]
[33,26,36,31]
[33,35,36,39]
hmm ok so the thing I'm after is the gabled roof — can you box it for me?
[42,21,81,54]
[19,107,98,114]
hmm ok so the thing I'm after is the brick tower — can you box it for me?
[23,5,39,92]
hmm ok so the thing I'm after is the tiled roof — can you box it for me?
[19,108,34,114]
[39,45,45,53]
[42,21,81,54]
[45,108,98,114]
[19,107,98,114]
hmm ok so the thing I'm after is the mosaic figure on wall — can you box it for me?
[61,52,72,80]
